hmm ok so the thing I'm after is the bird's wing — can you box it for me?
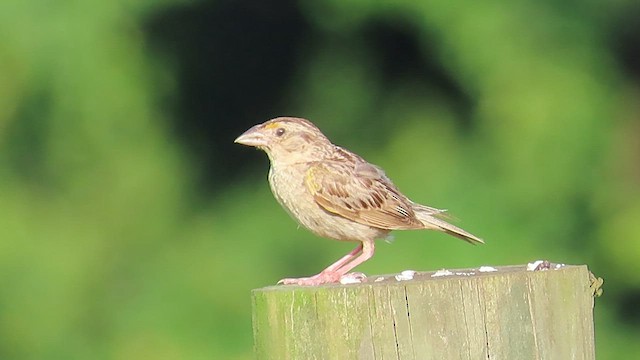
[304,160,423,230]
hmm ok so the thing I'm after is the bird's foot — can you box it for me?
[277,271,343,286]
[277,271,368,286]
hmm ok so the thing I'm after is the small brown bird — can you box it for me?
[235,117,482,286]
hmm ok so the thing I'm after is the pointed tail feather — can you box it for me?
[416,213,484,245]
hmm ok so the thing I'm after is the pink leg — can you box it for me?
[333,239,375,277]
[278,240,375,286]
[322,242,363,272]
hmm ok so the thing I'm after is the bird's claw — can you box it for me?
[277,271,369,286]
[277,271,344,286]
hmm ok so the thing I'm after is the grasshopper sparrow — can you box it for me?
[235,117,482,285]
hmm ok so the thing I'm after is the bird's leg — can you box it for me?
[322,242,363,273]
[333,239,375,277]
[277,242,365,286]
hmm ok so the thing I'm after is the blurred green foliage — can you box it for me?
[1,0,640,359]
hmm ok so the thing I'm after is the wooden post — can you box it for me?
[252,264,599,359]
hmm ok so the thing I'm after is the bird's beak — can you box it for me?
[234,124,268,147]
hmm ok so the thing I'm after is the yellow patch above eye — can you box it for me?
[264,122,281,130]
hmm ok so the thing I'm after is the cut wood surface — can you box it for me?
[252,264,598,360]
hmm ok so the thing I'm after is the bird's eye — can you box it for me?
[275,128,285,137]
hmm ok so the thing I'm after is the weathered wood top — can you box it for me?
[254,262,573,291]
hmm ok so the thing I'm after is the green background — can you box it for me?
[1,0,639,358]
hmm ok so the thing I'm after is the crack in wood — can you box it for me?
[403,285,416,360]
[388,286,401,360]
[476,279,491,360]
[526,276,541,360]
[460,281,473,360]
[367,286,378,360]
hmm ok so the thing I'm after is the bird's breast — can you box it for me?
[268,164,312,220]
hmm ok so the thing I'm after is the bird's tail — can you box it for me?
[413,205,484,245]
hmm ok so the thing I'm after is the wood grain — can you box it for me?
[252,264,597,360]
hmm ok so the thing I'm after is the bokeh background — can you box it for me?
[2,0,640,358]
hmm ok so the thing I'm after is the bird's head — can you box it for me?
[235,117,332,163]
